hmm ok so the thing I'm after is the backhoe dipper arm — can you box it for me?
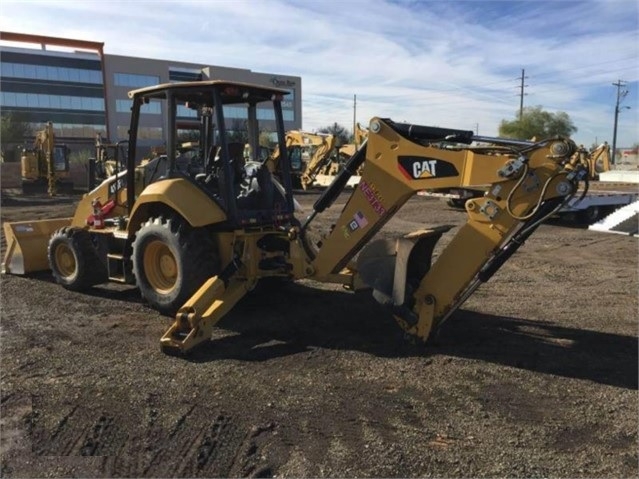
[305,117,583,341]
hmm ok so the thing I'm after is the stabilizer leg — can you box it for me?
[160,275,252,356]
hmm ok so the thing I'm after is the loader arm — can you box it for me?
[305,117,584,341]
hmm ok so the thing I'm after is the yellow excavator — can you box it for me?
[268,130,336,189]
[298,133,337,189]
[2,80,589,357]
[313,122,368,187]
[578,142,611,180]
[20,121,73,195]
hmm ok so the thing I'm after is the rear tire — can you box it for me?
[131,216,219,315]
[48,227,107,291]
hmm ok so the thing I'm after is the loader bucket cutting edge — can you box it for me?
[2,218,72,275]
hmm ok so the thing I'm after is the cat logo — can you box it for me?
[397,156,459,180]
[412,159,438,178]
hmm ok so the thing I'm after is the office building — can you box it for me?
[0,33,302,150]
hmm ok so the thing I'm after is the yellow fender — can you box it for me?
[127,178,226,232]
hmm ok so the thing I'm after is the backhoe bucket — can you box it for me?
[356,226,453,307]
[2,218,72,275]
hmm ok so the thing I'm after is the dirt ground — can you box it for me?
[0,189,637,478]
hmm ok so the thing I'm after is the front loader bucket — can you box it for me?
[2,218,72,275]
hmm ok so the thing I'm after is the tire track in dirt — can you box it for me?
[140,398,273,478]
[30,400,128,458]
[25,393,275,477]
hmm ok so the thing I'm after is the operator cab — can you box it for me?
[125,80,295,227]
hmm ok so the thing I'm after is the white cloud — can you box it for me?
[1,0,637,146]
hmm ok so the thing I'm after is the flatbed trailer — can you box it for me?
[558,184,638,223]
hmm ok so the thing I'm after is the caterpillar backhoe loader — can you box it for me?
[20,121,73,195]
[2,80,588,357]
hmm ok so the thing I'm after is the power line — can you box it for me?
[525,55,638,81]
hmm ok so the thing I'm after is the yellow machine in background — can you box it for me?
[2,80,589,358]
[579,142,611,180]
[91,135,123,181]
[21,121,73,195]
[313,122,368,187]
[337,122,369,161]
[268,130,336,189]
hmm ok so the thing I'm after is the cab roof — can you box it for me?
[127,80,289,105]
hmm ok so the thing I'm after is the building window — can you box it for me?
[1,91,104,111]
[114,73,160,88]
[116,99,161,114]
[0,62,102,84]
[30,122,106,138]
[169,69,202,83]
[177,105,198,118]
[256,108,274,121]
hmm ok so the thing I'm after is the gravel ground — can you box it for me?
[0,189,637,478]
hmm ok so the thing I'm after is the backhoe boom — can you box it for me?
[303,117,583,342]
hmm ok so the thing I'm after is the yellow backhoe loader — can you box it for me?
[20,121,73,195]
[2,80,588,358]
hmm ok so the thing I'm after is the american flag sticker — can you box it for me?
[354,211,368,228]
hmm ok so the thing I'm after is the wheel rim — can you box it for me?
[143,239,178,294]
[54,243,77,277]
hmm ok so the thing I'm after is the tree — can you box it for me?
[317,122,350,146]
[1,112,33,160]
[499,106,577,140]
[0,111,33,162]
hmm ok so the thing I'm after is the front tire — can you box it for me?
[48,227,107,291]
[131,216,219,315]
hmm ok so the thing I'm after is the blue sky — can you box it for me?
[1,0,637,147]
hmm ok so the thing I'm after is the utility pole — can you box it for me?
[611,79,629,165]
[353,94,357,141]
[518,69,528,120]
